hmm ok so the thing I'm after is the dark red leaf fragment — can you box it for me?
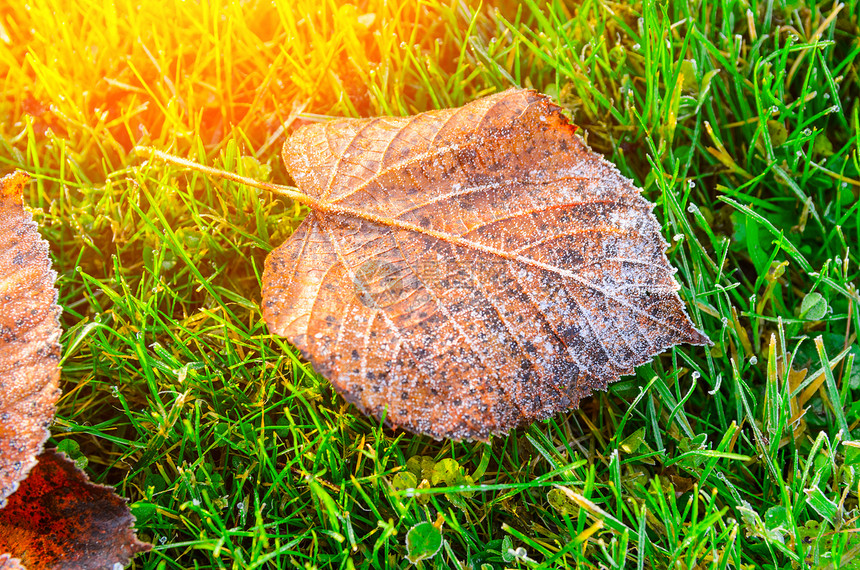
[0,450,151,569]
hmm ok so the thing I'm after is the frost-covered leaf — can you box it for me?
[405,521,443,564]
[804,485,838,521]
[261,88,710,440]
[0,171,61,508]
[800,292,828,321]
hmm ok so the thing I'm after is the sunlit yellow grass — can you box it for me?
[0,0,484,179]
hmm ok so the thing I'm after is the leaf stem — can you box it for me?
[134,146,318,207]
[134,147,519,258]
[136,146,530,261]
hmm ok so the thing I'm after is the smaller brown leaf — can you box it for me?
[0,171,62,507]
[0,449,151,569]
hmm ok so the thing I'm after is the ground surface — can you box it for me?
[1,0,859,568]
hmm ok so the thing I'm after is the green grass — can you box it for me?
[2,0,860,568]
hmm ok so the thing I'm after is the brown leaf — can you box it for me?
[0,449,151,569]
[262,88,710,440]
[0,171,62,507]
[0,172,150,567]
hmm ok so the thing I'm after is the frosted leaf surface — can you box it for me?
[0,172,62,506]
[262,88,709,441]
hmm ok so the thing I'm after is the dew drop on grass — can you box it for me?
[512,547,528,560]
[749,356,758,366]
